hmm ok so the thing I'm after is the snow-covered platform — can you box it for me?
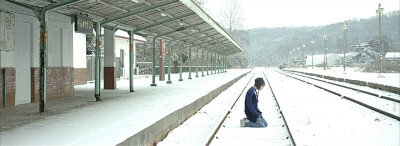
[0,69,250,145]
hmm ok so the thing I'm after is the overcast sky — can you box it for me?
[204,0,399,29]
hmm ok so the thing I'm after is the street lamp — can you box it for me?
[376,3,384,77]
[342,23,348,72]
[310,40,315,69]
[292,49,295,64]
[356,25,360,49]
[302,44,305,67]
[322,34,327,70]
[297,47,300,66]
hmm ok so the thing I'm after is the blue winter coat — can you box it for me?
[245,87,262,123]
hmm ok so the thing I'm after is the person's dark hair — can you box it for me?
[254,78,265,89]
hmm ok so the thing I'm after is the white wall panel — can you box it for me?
[14,21,31,105]
[62,28,73,67]
[48,27,61,67]
[104,28,115,67]
[73,23,87,68]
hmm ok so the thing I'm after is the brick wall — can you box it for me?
[0,68,16,108]
[31,68,39,103]
[74,68,87,85]
[104,67,116,89]
[31,67,74,103]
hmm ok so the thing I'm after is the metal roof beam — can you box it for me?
[42,0,82,12]
[7,0,82,18]
[174,27,214,40]
[134,12,196,33]
[199,41,230,50]
[6,0,41,11]
[95,0,159,26]
[156,22,205,38]
[212,47,234,55]
[190,35,225,46]
[101,0,179,25]
[186,32,221,44]
[196,42,228,51]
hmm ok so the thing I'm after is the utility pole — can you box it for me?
[323,34,327,70]
[342,23,348,72]
[377,3,384,77]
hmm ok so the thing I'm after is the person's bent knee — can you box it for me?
[244,118,266,128]
[256,118,266,128]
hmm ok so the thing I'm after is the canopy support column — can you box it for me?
[211,53,213,75]
[167,42,172,84]
[39,12,48,112]
[195,48,199,78]
[206,52,209,75]
[188,47,192,79]
[128,31,135,92]
[94,22,101,100]
[201,50,205,77]
[151,37,157,86]
[179,45,183,81]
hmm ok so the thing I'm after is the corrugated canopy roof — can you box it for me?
[8,0,243,55]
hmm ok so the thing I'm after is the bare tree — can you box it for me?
[219,0,244,34]
[217,0,248,68]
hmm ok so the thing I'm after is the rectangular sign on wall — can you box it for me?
[0,12,15,51]
[74,14,93,34]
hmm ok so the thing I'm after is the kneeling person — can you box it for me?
[244,77,268,128]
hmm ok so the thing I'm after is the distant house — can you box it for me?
[385,52,400,61]
[306,53,342,66]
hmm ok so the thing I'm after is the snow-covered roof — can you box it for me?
[385,52,400,58]
[305,53,342,65]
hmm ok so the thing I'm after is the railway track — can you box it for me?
[277,70,400,121]
[207,70,295,146]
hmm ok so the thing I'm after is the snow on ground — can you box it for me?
[209,69,293,146]
[265,68,400,146]
[288,67,400,88]
[0,69,250,145]
[288,71,400,101]
[160,68,293,146]
[285,71,400,117]
[158,70,254,145]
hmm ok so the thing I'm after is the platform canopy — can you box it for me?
[8,0,243,55]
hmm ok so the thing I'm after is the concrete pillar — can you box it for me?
[103,28,116,89]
